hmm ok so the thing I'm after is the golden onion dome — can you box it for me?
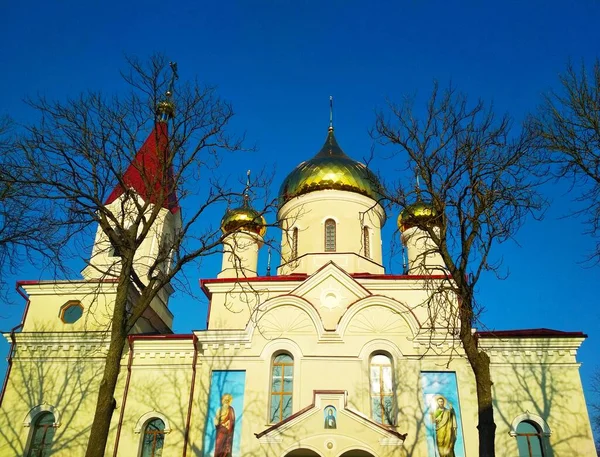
[279,129,383,206]
[221,203,267,238]
[156,99,175,121]
[398,200,439,232]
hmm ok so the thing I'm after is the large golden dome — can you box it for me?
[279,129,383,205]
[221,202,267,237]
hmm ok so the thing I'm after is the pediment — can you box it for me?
[290,262,371,330]
[255,391,406,452]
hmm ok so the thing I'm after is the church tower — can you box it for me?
[81,105,182,285]
[398,200,446,274]
[218,182,267,278]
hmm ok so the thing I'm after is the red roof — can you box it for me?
[105,122,179,213]
[477,328,587,339]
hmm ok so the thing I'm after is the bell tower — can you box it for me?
[82,64,182,284]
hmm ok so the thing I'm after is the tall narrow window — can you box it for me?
[324,219,336,252]
[363,227,371,258]
[370,354,394,425]
[292,227,299,259]
[141,418,166,457]
[270,353,294,423]
[516,421,545,457]
[27,412,55,457]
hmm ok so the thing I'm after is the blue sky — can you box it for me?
[1,0,599,427]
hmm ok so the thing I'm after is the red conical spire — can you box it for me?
[105,122,179,213]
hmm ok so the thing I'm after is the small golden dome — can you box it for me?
[221,204,267,238]
[398,200,439,232]
[279,129,383,206]
[156,99,175,120]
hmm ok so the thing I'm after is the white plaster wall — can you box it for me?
[278,190,386,275]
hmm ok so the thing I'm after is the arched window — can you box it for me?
[292,227,299,259]
[370,354,395,425]
[516,421,545,457]
[26,412,56,457]
[324,219,336,252]
[140,418,166,457]
[270,353,294,423]
[363,227,371,258]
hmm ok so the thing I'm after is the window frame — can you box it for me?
[369,353,395,426]
[509,412,551,457]
[363,226,371,258]
[291,227,299,260]
[324,219,336,252]
[59,300,84,324]
[25,411,56,457]
[269,352,294,423]
[515,421,545,457]
[139,418,166,457]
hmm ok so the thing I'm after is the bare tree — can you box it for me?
[374,84,545,457]
[10,54,272,457]
[0,116,71,301]
[528,60,600,262]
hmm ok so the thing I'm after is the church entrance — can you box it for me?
[339,451,376,457]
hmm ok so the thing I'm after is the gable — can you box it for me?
[291,262,371,330]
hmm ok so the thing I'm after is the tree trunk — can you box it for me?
[472,351,496,457]
[85,264,132,457]
[458,291,496,457]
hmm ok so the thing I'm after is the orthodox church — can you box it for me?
[0,106,596,457]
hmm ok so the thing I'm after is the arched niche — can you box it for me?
[338,295,420,338]
[247,295,324,340]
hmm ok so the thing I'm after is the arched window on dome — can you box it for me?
[270,353,294,423]
[516,421,545,457]
[26,412,56,457]
[324,219,336,252]
[292,227,299,259]
[363,226,371,258]
[370,354,395,425]
[140,418,166,457]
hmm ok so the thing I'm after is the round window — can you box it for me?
[60,301,83,324]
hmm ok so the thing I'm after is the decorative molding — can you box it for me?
[23,404,60,428]
[134,411,172,434]
[509,411,551,437]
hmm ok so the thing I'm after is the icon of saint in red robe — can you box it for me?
[214,393,235,457]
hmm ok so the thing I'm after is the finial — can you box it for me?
[243,170,251,207]
[266,247,272,276]
[329,96,334,131]
[156,61,179,122]
[415,175,422,200]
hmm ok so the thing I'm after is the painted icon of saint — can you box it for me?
[430,395,457,457]
[324,407,337,429]
[214,393,235,457]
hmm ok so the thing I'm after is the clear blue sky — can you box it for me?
[1,0,599,426]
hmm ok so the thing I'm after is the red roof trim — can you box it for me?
[17,279,119,286]
[200,274,308,298]
[105,122,179,213]
[477,328,587,339]
[128,334,194,341]
[200,271,447,296]
[352,273,450,280]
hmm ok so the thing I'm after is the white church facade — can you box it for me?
[0,120,596,457]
